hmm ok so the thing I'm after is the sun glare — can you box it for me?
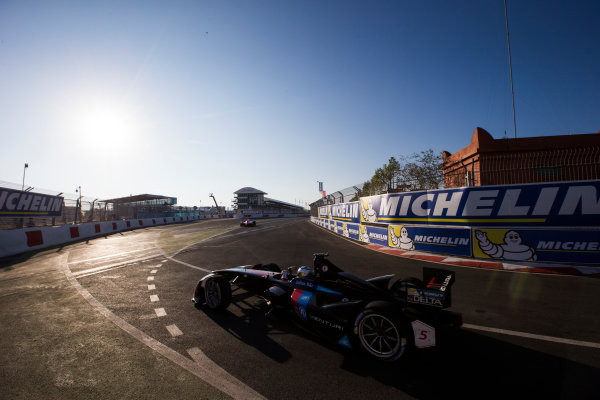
[74,104,140,149]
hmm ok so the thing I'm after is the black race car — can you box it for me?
[240,220,256,227]
[192,253,462,362]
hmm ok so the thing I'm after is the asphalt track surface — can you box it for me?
[1,218,599,399]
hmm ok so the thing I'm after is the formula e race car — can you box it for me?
[240,220,257,227]
[192,253,462,362]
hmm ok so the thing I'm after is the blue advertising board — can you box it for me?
[0,188,63,218]
[329,201,361,223]
[388,224,472,257]
[359,180,600,227]
[473,228,600,264]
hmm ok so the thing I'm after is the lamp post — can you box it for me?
[22,163,29,191]
[75,186,81,224]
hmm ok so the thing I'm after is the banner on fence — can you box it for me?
[388,224,472,257]
[359,180,600,227]
[0,188,63,217]
[473,228,600,264]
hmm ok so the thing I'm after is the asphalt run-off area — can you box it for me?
[1,218,599,399]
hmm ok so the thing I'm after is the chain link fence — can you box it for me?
[0,180,218,230]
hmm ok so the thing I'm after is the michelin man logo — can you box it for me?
[359,225,370,243]
[342,223,350,238]
[361,198,377,223]
[475,230,537,261]
[389,225,415,250]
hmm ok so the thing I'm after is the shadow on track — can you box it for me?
[340,328,600,400]
[195,291,293,363]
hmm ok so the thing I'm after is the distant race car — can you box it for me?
[240,220,256,227]
[192,253,462,362]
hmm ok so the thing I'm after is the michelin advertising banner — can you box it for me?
[0,188,63,218]
[473,228,600,264]
[359,180,600,227]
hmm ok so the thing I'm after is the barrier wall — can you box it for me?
[313,180,600,265]
[0,214,228,259]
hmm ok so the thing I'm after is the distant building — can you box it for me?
[442,127,600,188]
[233,187,305,214]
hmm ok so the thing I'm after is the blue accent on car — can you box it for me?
[297,291,313,320]
[338,335,352,349]
[292,278,317,290]
[316,285,342,296]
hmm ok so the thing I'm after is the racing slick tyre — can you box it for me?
[353,302,411,362]
[203,276,232,311]
[192,282,205,308]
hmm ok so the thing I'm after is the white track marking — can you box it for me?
[150,295,159,302]
[151,269,158,274]
[154,308,166,317]
[62,255,266,400]
[68,248,160,264]
[148,284,156,290]
[72,253,163,278]
[147,276,154,281]
[166,325,183,337]
[187,347,267,400]
[463,323,600,349]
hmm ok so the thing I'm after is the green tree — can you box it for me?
[398,149,443,191]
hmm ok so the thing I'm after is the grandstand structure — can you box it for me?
[233,187,305,215]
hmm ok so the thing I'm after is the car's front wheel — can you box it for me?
[353,302,411,362]
[203,276,232,311]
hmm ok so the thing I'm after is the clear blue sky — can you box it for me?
[1,1,598,208]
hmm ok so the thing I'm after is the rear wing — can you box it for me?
[406,268,456,308]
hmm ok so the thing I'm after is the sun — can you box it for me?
[74,103,140,149]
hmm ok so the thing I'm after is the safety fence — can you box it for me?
[0,180,229,230]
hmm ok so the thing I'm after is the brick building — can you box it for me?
[442,127,600,188]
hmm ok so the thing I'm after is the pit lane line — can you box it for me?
[62,251,267,400]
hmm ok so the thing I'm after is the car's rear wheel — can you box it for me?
[354,303,410,362]
[203,276,232,310]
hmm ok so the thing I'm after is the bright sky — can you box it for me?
[1,1,598,208]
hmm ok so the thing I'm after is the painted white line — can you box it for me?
[166,324,183,337]
[150,295,159,302]
[148,284,156,290]
[151,269,158,274]
[187,347,266,400]
[154,308,166,317]
[463,323,600,349]
[62,255,265,400]
[161,260,168,263]
[68,247,159,264]
[147,276,154,281]
[72,252,163,278]
[155,264,162,268]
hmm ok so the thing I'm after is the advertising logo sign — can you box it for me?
[360,180,600,227]
[0,188,63,218]
[389,224,472,257]
[473,228,600,264]
[330,201,360,223]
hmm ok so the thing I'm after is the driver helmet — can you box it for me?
[297,266,314,279]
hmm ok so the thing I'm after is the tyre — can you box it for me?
[203,276,232,311]
[353,303,411,362]
[192,281,205,308]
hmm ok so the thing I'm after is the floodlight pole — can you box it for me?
[22,163,29,191]
[505,0,517,138]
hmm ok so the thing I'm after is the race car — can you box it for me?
[192,253,462,362]
[240,220,256,227]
